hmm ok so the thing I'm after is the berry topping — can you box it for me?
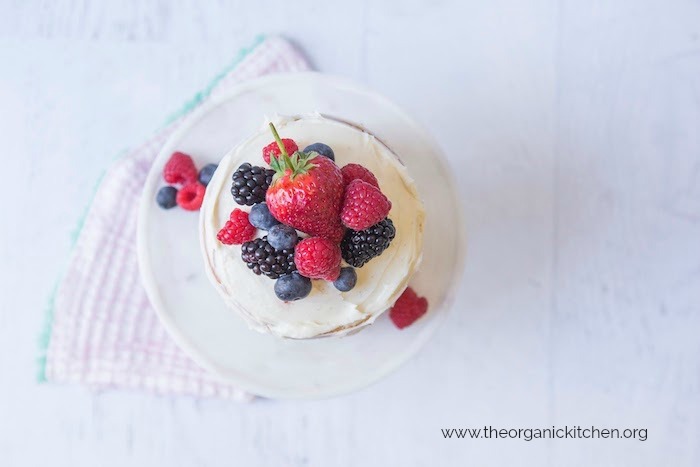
[164,151,198,185]
[340,179,392,231]
[156,186,178,209]
[217,209,256,245]
[389,287,428,329]
[265,123,346,242]
[198,163,218,186]
[274,272,312,302]
[340,163,379,188]
[249,202,280,231]
[263,138,298,165]
[294,237,342,281]
[176,182,206,211]
[267,224,299,250]
[333,267,357,292]
[231,163,275,206]
[341,218,396,267]
[241,237,296,279]
[303,143,335,161]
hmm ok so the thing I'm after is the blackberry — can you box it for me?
[241,237,296,279]
[231,163,274,205]
[341,218,396,267]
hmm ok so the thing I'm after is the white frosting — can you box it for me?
[200,114,424,339]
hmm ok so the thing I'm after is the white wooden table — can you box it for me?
[1,1,699,465]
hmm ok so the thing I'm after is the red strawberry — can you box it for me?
[340,179,392,231]
[217,209,256,245]
[263,138,298,165]
[389,287,428,329]
[265,124,345,242]
[294,237,342,281]
[176,182,206,211]
[341,163,379,188]
[164,151,198,185]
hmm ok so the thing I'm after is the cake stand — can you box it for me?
[137,72,465,399]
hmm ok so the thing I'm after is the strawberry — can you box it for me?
[263,138,298,165]
[265,123,345,242]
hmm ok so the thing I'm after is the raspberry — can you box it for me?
[164,152,198,185]
[389,287,428,329]
[294,237,341,281]
[176,182,205,211]
[341,163,379,188]
[263,138,298,165]
[340,179,392,231]
[217,209,256,245]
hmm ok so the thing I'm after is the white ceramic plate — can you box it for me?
[137,73,465,399]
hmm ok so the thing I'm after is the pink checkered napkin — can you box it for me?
[41,36,310,401]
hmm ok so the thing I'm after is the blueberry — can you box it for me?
[303,143,335,161]
[249,203,280,230]
[274,272,312,301]
[267,224,298,250]
[333,267,357,292]
[198,163,218,186]
[156,186,178,209]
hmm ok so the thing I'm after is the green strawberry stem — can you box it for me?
[269,122,288,157]
[268,122,295,170]
[268,122,317,180]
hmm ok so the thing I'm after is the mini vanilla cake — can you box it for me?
[200,114,424,339]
